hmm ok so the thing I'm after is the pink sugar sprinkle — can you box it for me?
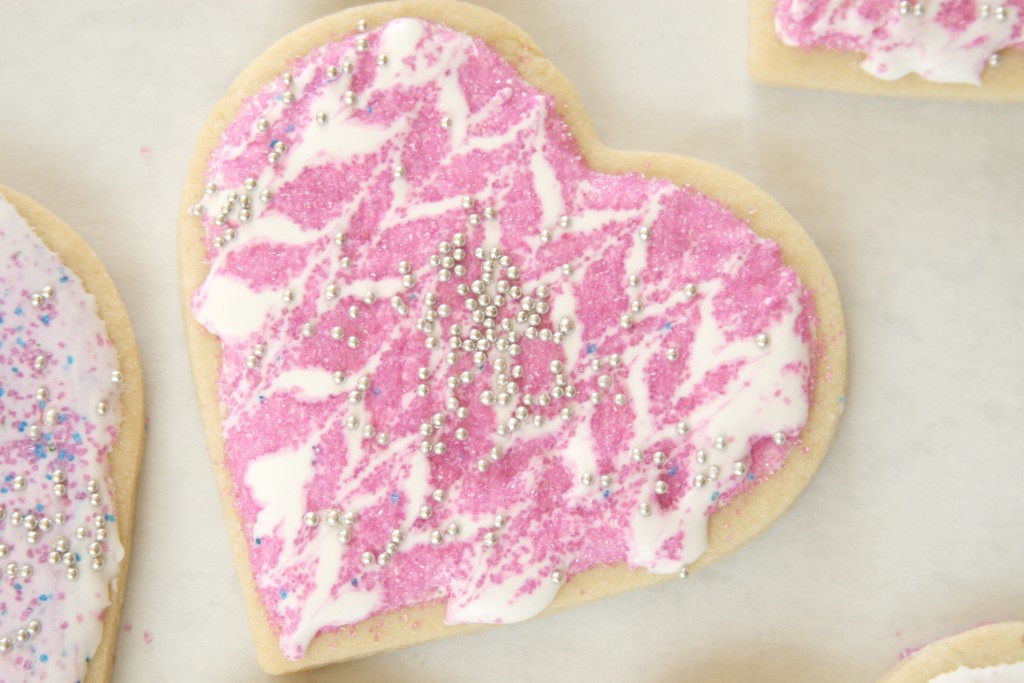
[143,630,153,644]
[140,145,152,157]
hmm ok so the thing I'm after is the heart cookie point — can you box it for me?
[181,2,846,672]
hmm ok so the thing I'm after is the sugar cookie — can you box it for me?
[180,1,847,672]
[0,186,145,683]
[750,0,1024,100]
[879,622,1024,683]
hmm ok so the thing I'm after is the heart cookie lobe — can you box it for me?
[182,2,845,671]
[0,188,144,683]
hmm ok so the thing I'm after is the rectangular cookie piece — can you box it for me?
[749,0,1024,101]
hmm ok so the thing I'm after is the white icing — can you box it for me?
[929,661,1024,683]
[0,194,125,682]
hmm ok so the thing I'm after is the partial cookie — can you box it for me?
[750,0,1024,101]
[179,0,847,673]
[0,186,145,683]
[879,622,1024,683]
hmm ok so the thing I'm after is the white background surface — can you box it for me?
[1,1,1022,681]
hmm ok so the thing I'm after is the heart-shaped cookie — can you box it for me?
[0,186,145,683]
[878,622,1024,683]
[179,0,846,672]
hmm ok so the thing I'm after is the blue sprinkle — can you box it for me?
[255,537,262,546]
[41,315,51,325]
[269,138,279,148]
[667,466,678,477]
[586,343,597,355]
[105,513,115,522]
[279,589,287,599]
[372,387,381,396]
[350,577,359,586]
[839,395,846,405]
[40,655,48,663]
[390,492,400,505]
[0,488,6,494]
[16,337,26,347]
[73,433,82,444]
[286,124,295,132]
[748,473,756,480]
[35,504,43,512]
[711,491,720,501]
[14,583,21,591]
[602,489,610,498]
[14,306,23,316]
[663,321,672,330]
[66,356,74,365]
[17,421,26,432]
[366,105,374,114]
[259,395,267,403]
[59,275,69,283]
[40,594,48,601]
[0,388,4,398]
[409,293,418,300]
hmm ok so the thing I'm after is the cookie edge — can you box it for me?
[877,622,1024,683]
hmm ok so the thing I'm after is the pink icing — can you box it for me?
[775,0,1024,84]
[190,18,817,658]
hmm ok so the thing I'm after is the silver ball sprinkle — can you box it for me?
[773,431,787,445]
[316,111,328,125]
[755,333,770,349]
[550,570,565,584]
[733,461,748,476]
[638,502,652,517]
[655,480,669,494]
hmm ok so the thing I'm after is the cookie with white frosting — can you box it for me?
[879,622,1024,683]
[750,0,1024,100]
[0,186,144,683]
[179,0,847,672]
